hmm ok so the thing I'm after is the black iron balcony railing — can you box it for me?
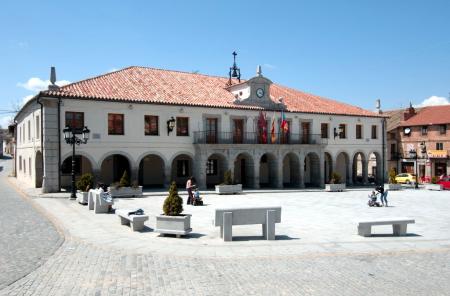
[194,131,327,145]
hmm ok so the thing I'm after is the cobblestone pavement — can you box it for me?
[1,156,450,295]
[0,157,63,290]
[1,238,450,296]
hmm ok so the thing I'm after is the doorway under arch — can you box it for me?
[139,154,165,188]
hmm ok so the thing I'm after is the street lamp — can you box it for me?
[409,149,419,189]
[63,125,90,199]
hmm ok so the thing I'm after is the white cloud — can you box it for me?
[17,77,70,92]
[22,95,35,105]
[263,63,277,70]
[107,68,119,73]
[414,96,450,107]
[0,116,13,128]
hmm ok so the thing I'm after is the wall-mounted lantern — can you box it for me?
[167,117,176,135]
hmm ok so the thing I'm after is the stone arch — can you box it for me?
[206,152,228,188]
[324,152,333,183]
[335,151,350,185]
[304,152,321,187]
[138,154,165,188]
[352,151,367,184]
[234,152,255,188]
[136,151,168,169]
[100,154,131,185]
[35,151,43,188]
[282,152,300,187]
[171,153,194,187]
[259,152,278,188]
[368,151,383,184]
[98,151,135,170]
[62,151,98,172]
[61,154,94,188]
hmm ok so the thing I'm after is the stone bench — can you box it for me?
[94,191,114,214]
[116,209,149,231]
[358,217,415,237]
[215,207,281,241]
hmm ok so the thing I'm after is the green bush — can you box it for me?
[330,172,341,184]
[222,170,233,185]
[431,176,438,184]
[163,182,183,216]
[119,170,130,187]
[76,173,94,192]
[389,168,397,184]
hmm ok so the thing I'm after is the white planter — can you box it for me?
[385,183,402,191]
[76,191,89,204]
[215,184,242,195]
[425,184,443,191]
[325,183,346,192]
[155,214,192,237]
[108,186,143,198]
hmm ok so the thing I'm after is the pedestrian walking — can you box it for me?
[186,177,193,205]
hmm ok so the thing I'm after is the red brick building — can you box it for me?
[386,104,450,181]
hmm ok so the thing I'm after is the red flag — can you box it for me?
[280,110,288,132]
[258,111,267,144]
[270,113,276,143]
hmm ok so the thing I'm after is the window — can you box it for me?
[18,126,21,144]
[440,124,447,135]
[176,117,189,136]
[206,159,218,176]
[436,143,443,150]
[206,118,218,143]
[144,115,159,135]
[301,122,311,143]
[108,113,124,135]
[23,159,26,174]
[339,124,346,139]
[356,124,362,139]
[29,158,31,175]
[371,125,377,139]
[61,156,82,175]
[28,120,31,141]
[36,116,40,139]
[321,123,329,139]
[390,143,396,159]
[19,156,22,171]
[421,126,428,135]
[177,159,189,177]
[233,119,244,144]
[65,111,84,130]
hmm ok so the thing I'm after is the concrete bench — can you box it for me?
[94,191,114,214]
[358,217,415,237]
[215,207,281,241]
[116,209,149,231]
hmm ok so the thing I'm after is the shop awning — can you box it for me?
[427,150,448,159]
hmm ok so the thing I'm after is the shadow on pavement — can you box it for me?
[232,235,300,241]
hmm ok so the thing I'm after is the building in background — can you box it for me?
[13,64,385,193]
[386,104,450,181]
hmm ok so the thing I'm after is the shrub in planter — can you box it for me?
[119,170,130,188]
[76,173,94,204]
[389,168,397,184]
[431,176,438,184]
[156,182,191,237]
[163,182,183,216]
[330,172,342,184]
[76,173,94,192]
[216,170,242,194]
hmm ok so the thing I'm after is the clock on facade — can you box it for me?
[256,88,264,98]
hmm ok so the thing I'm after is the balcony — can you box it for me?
[194,131,327,145]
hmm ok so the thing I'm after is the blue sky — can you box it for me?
[1,0,450,126]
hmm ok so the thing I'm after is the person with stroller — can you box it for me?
[192,185,203,206]
[375,185,388,207]
[368,190,382,207]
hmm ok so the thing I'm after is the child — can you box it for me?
[192,186,203,206]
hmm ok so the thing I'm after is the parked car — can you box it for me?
[437,176,450,190]
[395,173,417,184]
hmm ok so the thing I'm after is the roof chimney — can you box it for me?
[403,101,416,121]
[375,99,381,114]
[48,66,59,91]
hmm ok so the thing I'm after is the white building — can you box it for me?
[14,65,385,193]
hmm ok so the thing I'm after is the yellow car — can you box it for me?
[395,173,417,184]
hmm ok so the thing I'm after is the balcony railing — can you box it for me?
[194,131,327,145]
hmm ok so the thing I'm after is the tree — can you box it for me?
[119,170,130,187]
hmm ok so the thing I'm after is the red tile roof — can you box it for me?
[43,66,380,117]
[400,105,450,126]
